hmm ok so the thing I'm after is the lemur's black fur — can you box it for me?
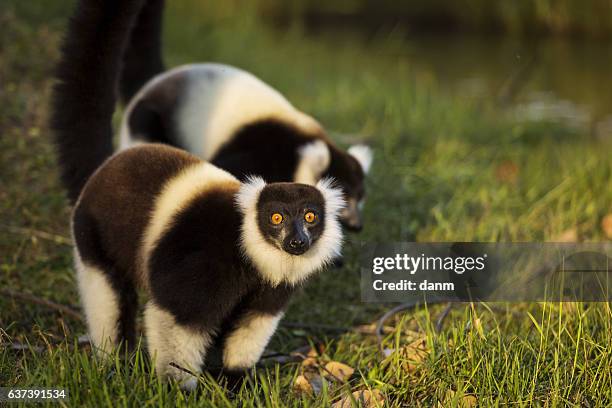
[119,0,166,103]
[211,121,308,183]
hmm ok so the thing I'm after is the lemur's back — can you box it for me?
[73,145,200,283]
[120,63,322,159]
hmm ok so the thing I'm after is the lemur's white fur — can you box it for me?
[74,249,119,356]
[347,144,373,174]
[236,176,345,286]
[223,312,284,369]
[119,64,323,159]
[144,302,213,391]
[294,140,331,185]
[139,161,239,285]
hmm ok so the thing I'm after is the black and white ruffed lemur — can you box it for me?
[116,2,372,231]
[50,0,345,390]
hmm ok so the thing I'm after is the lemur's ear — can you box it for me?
[316,177,346,216]
[347,145,373,174]
[295,140,331,185]
[236,176,267,214]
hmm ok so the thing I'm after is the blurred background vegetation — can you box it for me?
[260,0,612,38]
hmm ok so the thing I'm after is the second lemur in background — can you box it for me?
[51,0,345,389]
[118,1,372,231]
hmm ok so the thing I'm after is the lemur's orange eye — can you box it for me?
[271,213,283,225]
[304,212,316,223]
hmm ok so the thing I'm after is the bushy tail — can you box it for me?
[120,0,166,103]
[51,0,146,203]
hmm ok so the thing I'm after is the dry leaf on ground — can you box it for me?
[324,361,355,382]
[402,337,428,362]
[293,373,327,396]
[388,336,429,373]
[300,346,321,368]
[332,389,384,408]
[293,375,313,395]
[440,390,477,408]
[462,395,478,407]
[403,337,428,358]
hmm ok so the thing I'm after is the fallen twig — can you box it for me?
[1,342,45,353]
[169,361,199,377]
[435,303,453,333]
[282,321,400,336]
[281,321,351,334]
[0,224,71,246]
[1,289,83,321]
[258,345,312,366]
[1,336,91,354]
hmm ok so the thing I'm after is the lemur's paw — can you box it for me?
[179,376,199,392]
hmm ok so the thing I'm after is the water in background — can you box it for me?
[290,23,612,140]
[386,33,612,139]
[260,0,612,140]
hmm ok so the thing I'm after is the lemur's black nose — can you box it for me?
[289,238,306,249]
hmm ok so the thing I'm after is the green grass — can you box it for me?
[1,1,612,406]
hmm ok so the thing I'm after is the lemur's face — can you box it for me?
[237,176,344,285]
[256,183,326,255]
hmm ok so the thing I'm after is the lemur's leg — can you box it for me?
[120,0,166,103]
[222,286,294,372]
[74,250,138,355]
[222,311,284,371]
[144,301,213,391]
